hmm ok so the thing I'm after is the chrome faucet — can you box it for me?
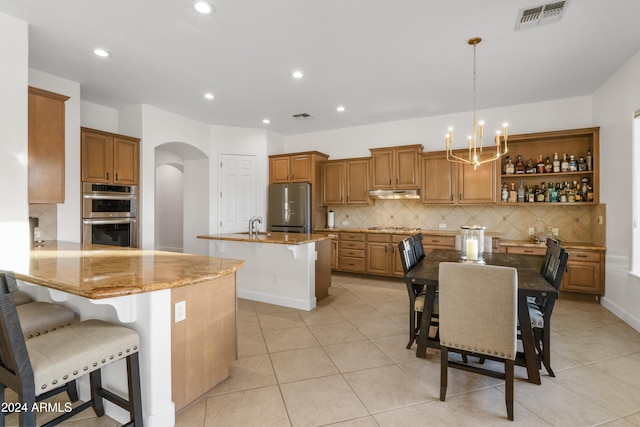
[249,216,263,236]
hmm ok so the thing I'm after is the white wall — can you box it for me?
[592,48,640,331]
[81,100,119,133]
[283,96,593,159]
[0,12,29,272]
[29,69,82,242]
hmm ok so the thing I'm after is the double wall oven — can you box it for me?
[82,183,138,247]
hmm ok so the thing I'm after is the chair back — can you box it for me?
[540,238,562,277]
[438,262,518,360]
[398,237,418,274]
[413,233,425,261]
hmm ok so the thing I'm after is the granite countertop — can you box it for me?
[500,239,606,251]
[15,241,245,299]
[197,231,331,245]
[314,227,503,238]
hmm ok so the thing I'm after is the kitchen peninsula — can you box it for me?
[14,241,245,426]
[198,232,331,310]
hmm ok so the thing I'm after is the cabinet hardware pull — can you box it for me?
[106,172,109,180]
[576,254,588,258]
[450,194,453,201]
[115,172,119,181]
[459,193,462,200]
[389,179,391,185]
[524,250,533,253]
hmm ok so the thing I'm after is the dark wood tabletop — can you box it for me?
[405,248,557,385]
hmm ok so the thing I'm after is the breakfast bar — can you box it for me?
[14,241,245,427]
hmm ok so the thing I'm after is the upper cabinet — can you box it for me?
[28,87,70,203]
[322,158,370,206]
[499,127,600,204]
[81,127,140,185]
[369,145,422,189]
[269,152,328,184]
[421,151,497,204]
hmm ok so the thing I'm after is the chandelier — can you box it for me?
[445,37,508,169]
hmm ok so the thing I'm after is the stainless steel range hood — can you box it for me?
[368,189,420,200]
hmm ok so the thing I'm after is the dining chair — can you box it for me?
[399,237,440,351]
[0,271,143,427]
[412,232,425,262]
[438,262,518,421]
[527,249,569,377]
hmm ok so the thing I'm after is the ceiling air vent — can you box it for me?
[515,1,568,31]
[292,113,312,120]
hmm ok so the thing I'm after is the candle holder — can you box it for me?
[460,225,485,264]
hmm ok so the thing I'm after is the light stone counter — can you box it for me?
[198,231,331,245]
[15,241,244,426]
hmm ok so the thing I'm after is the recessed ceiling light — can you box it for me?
[194,1,214,14]
[291,71,304,79]
[262,119,271,124]
[336,105,346,112]
[204,92,214,100]
[93,48,110,58]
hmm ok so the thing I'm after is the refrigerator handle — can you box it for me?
[284,186,290,224]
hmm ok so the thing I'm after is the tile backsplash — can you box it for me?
[327,200,606,245]
[29,204,57,241]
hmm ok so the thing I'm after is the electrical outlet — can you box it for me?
[438,223,446,229]
[528,227,535,236]
[552,228,559,237]
[598,215,604,225]
[175,301,186,322]
[342,220,349,226]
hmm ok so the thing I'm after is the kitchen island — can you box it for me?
[198,232,331,310]
[14,241,244,426]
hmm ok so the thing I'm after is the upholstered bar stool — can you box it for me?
[0,272,143,427]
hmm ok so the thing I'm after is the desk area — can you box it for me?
[14,241,245,426]
[404,248,558,385]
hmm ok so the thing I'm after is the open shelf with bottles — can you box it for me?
[499,127,600,205]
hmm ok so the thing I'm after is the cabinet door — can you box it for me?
[113,137,139,185]
[391,235,405,277]
[366,242,391,275]
[457,159,497,204]
[290,155,312,182]
[322,161,345,205]
[270,157,291,183]
[370,149,394,189]
[28,87,69,203]
[81,130,113,183]
[395,147,420,188]
[330,239,338,270]
[346,159,370,205]
[422,155,454,204]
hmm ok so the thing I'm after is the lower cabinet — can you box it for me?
[330,237,338,270]
[366,234,392,275]
[338,233,365,273]
[561,249,605,296]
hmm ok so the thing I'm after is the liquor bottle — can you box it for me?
[569,155,578,172]
[561,153,569,172]
[526,159,536,174]
[578,156,587,171]
[536,155,545,174]
[586,147,592,171]
[560,187,567,203]
[537,183,546,202]
[509,182,517,203]
[575,183,582,202]
[545,182,553,202]
[504,156,515,175]
[501,184,509,203]
[517,180,525,202]
[549,183,558,202]
[553,152,561,173]
[567,182,576,202]
[545,156,553,173]
[527,185,535,203]
[515,155,525,174]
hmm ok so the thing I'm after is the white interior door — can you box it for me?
[219,154,257,233]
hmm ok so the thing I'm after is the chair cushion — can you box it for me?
[26,319,140,396]
[528,305,544,328]
[17,302,77,339]
[12,290,33,306]
[415,293,439,315]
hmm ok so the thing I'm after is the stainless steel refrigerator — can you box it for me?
[268,183,311,233]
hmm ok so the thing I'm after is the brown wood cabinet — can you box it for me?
[422,151,497,204]
[370,145,422,190]
[561,249,605,297]
[329,236,338,270]
[28,87,69,203]
[322,158,370,206]
[391,234,406,277]
[366,234,392,275]
[81,127,140,185]
[338,233,365,273]
[500,127,600,205]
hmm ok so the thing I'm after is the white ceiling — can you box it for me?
[2,0,640,136]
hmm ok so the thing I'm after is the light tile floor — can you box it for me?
[8,273,640,426]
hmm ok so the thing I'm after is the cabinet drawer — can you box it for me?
[423,236,455,248]
[506,246,546,256]
[340,233,365,241]
[339,257,365,272]
[367,234,391,243]
[339,248,364,258]
[567,250,601,262]
[339,241,365,250]
[392,234,406,244]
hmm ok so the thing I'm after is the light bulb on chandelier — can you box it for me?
[445,37,509,170]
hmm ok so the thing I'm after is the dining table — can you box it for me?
[404,248,558,385]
